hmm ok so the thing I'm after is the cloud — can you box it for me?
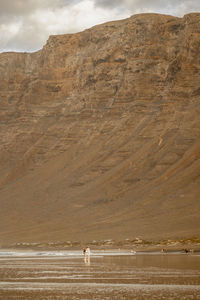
[0,0,50,17]
[95,0,200,15]
[0,0,199,52]
[0,0,127,52]
[0,0,76,16]
[94,0,200,12]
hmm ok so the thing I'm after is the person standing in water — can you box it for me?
[86,247,91,256]
[83,247,91,265]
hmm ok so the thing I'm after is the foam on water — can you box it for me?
[0,250,135,257]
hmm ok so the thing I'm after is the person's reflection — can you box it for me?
[84,254,90,265]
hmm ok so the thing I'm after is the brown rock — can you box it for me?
[0,13,200,244]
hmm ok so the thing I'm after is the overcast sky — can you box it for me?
[0,0,199,52]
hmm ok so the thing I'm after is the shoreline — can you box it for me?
[1,238,200,253]
[0,245,200,254]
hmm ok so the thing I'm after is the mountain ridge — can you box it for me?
[0,13,200,244]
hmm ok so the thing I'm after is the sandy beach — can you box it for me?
[0,250,200,299]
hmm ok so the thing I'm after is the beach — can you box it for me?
[0,250,200,299]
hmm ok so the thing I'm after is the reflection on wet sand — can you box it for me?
[0,251,200,299]
[84,254,90,265]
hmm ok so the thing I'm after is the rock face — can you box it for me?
[0,13,200,244]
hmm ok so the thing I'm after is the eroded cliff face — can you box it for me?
[0,13,200,243]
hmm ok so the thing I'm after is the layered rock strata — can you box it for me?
[0,13,200,243]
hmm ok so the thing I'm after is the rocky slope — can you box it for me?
[0,13,200,244]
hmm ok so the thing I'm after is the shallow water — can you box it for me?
[0,251,200,299]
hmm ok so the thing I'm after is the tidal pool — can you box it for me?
[0,250,200,299]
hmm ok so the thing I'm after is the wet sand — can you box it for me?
[0,251,200,299]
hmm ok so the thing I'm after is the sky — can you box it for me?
[0,0,199,52]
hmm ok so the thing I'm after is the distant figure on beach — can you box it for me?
[161,248,166,253]
[184,248,189,254]
[83,247,91,265]
[86,247,91,256]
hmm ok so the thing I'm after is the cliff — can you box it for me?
[0,13,200,244]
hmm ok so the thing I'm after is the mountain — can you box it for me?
[0,13,200,244]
